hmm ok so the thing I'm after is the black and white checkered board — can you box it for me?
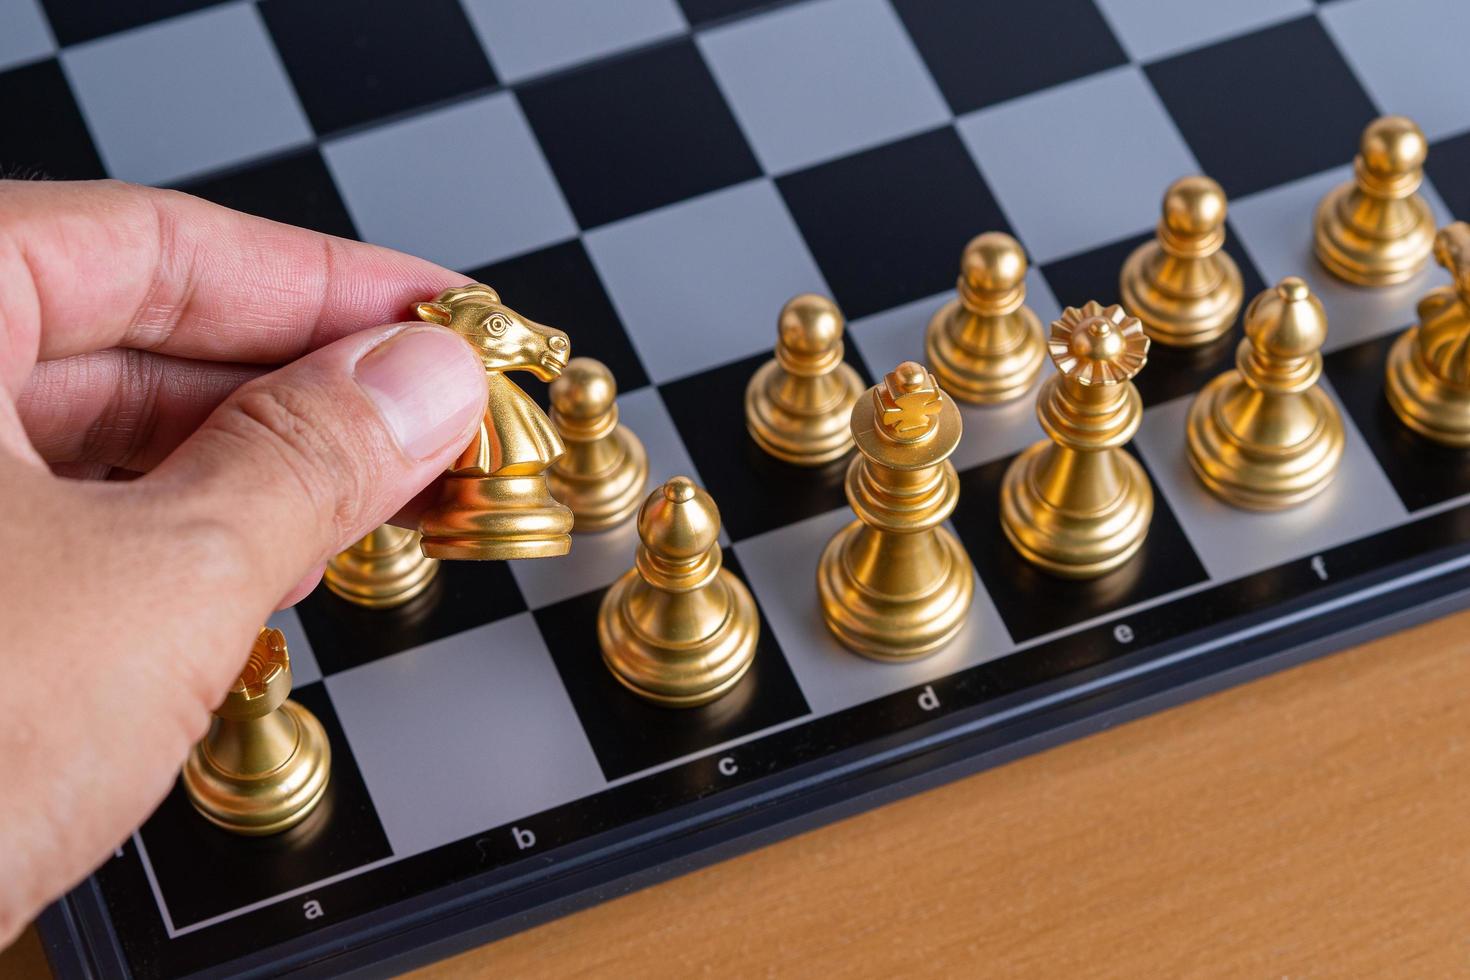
[14,0,1470,975]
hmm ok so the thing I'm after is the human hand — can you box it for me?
[0,180,488,942]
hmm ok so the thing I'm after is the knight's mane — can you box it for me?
[435,283,502,307]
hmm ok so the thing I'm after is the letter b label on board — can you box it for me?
[512,825,536,850]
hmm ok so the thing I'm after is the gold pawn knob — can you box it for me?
[1385,222,1470,445]
[1000,303,1153,579]
[925,231,1047,402]
[1186,277,1345,509]
[817,361,975,660]
[1314,115,1435,286]
[745,293,866,465]
[325,525,438,608]
[183,628,331,836]
[598,477,760,707]
[1120,175,1244,347]
[548,357,649,531]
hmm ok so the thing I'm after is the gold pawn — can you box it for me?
[745,293,865,466]
[817,361,975,660]
[598,477,759,707]
[1314,115,1435,286]
[925,231,1047,403]
[183,627,331,836]
[548,357,649,531]
[1186,278,1344,509]
[1000,303,1153,579]
[1385,222,1470,445]
[1120,175,1243,347]
[324,525,438,608]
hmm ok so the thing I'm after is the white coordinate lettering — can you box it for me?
[718,756,738,776]
[918,685,940,711]
[1113,624,1135,643]
[512,825,537,850]
[303,900,324,920]
[1311,556,1328,581]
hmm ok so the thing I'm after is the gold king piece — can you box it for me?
[598,477,759,707]
[925,231,1047,403]
[548,357,649,531]
[818,361,974,660]
[183,627,331,835]
[414,284,574,559]
[1314,115,1435,286]
[1186,277,1344,509]
[1000,303,1152,579]
[1119,175,1243,347]
[745,293,865,465]
[1385,222,1470,445]
[324,525,438,608]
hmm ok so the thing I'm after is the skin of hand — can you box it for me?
[0,180,490,943]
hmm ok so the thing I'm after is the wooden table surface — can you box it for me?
[7,609,1470,977]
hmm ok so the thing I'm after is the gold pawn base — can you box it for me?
[745,359,865,466]
[1000,444,1153,579]
[817,523,974,661]
[1119,246,1243,348]
[924,300,1046,404]
[183,700,331,836]
[324,530,438,609]
[420,475,573,560]
[550,428,649,532]
[1385,327,1470,446]
[1314,186,1435,286]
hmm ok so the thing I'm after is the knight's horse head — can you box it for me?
[415,283,570,381]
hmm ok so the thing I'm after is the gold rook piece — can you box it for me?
[324,525,438,608]
[1385,222,1470,445]
[1000,303,1153,579]
[183,627,331,836]
[1120,175,1243,347]
[745,293,865,465]
[817,362,974,660]
[415,284,573,560]
[548,357,649,531]
[1187,277,1344,509]
[1314,116,1435,286]
[925,231,1047,403]
[599,477,759,707]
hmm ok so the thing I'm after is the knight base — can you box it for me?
[419,474,573,560]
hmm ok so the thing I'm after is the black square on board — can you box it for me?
[1324,333,1470,512]
[467,239,649,409]
[39,0,223,46]
[138,683,391,927]
[1145,16,1377,199]
[259,0,496,135]
[0,60,105,181]
[660,349,874,541]
[676,0,781,25]
[517,39,761,229]
[294,559,526,675]
[952,449,1208,643]
[1427,129,1470,222]
[777,126,1010,320]
[536,551,809,781]
[1039,223,1267,406]
[893,0,1127,115]
[174,148,359,240]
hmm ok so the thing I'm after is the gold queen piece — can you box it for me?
[1385,222,1470,445]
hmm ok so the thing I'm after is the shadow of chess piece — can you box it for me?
[1000,303,1153,579]
[414,284,574,560]
[818,362,974,660]
[1386,222,1470,446]
[1120,175,1243,348]
[549,357,649,532]
[324,525,438,608]
[1315,115,1435,286]
[183,628,331,836]
[1187,277,1344,509]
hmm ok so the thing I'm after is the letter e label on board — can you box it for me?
[512,825,536,850]
[1113,623,1134,643]
[303,900,324,920]
[918,685,940,711]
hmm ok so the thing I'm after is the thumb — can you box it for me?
[150,323,485,606]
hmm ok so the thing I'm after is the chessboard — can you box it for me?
[13,0,1470,976]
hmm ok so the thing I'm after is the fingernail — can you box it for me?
[355,327,484,460]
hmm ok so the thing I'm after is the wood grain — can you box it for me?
[8,609,1470,977]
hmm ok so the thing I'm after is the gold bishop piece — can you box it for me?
[1315,115,1435,286]
[324,525,438,608]
[1187,277,1344,509]
[1120,175,1243,347]
[1385,222,1470,445]
[925,232,1047,403]
[1000,303,1153,579]
[415,284,574,560]
[183,628,331,836]
[548,357,649,531]
[745,293,865,465]
[818,362,974,660]
[598,477,760,707]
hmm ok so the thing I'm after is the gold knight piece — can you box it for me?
[414,284,574,560]
[1385,222,1470,445]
